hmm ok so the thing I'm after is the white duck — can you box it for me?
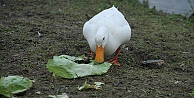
[83,6,131,66]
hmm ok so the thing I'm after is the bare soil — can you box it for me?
[0,0,194,98]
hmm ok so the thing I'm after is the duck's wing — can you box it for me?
[99,7,131,46]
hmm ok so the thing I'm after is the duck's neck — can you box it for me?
[95,26,109,47]
[97,26,108,34]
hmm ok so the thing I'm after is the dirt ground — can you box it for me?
[0,0,194,98]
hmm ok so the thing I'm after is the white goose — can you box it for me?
[83,6,131,66]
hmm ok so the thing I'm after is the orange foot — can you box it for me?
[109,47,121,66]
[109,59,120,66]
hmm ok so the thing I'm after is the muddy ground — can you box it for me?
[0,0,194,98]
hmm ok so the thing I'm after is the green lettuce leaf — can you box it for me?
[46,55,112,79]
[0,76,33,97]
[78,81,104,91]
[48,93,69,98]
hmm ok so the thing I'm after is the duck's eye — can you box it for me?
[103,37,105,40]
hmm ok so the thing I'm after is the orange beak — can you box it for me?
[94,45,104,63]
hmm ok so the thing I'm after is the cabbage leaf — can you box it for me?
[46,55,112,79]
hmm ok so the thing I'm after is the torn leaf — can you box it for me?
[46,55,112,79]
[78,81,104,91]
[48,93,69,98]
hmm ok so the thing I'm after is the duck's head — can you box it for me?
[95,26,109,63]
